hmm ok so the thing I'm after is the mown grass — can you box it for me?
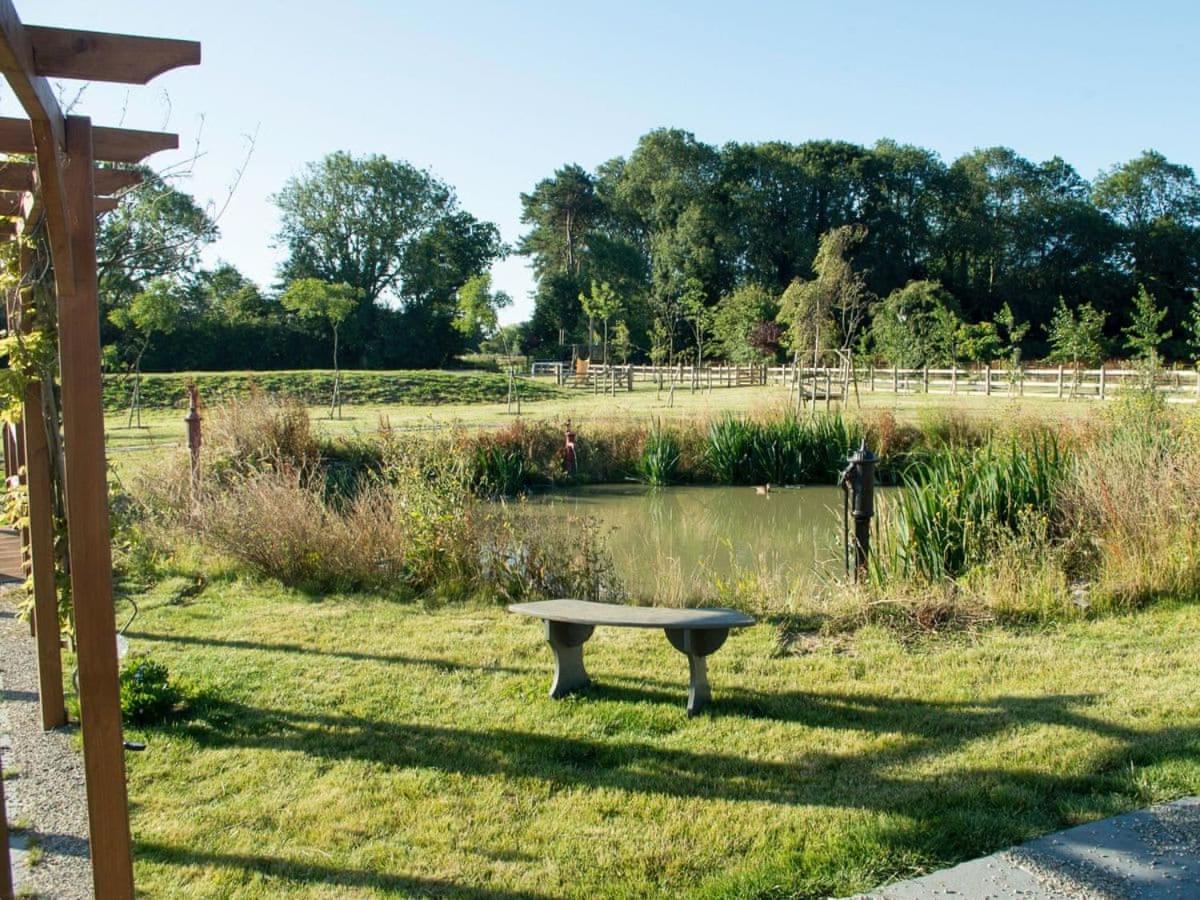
[118,577,1200,898]
[102,369,564,413]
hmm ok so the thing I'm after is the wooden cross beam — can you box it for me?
[0,117,178,163]
[0,161,143,195]
[24,25,200,84]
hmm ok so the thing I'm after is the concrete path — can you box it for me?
[866,797,1200,899]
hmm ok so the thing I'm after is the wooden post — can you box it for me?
[1098,366,1106,400]
[868,364,875,392]
[951,366,958,395]
[892,366,898,393]
[922,367,929,393]
[23,381,65,729]
[57,116,134,899]
[14,241,66,731]
[1057,365,1064,399]
[0,752,12,900]
[985,364,991,397]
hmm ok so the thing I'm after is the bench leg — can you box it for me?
[545,620,595,698]
[664,628,729,716]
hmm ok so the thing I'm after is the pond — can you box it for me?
[526,484,859,600]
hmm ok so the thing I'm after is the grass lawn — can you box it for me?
[120,576,1200,897]
[105,381,1102,478]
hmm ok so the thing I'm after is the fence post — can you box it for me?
[985,364,991,397]
[1057,365,1064,399]
[892,366,898,393]
[922,367,929,393]
[868,364,875,392]
[1099,366,1106,400]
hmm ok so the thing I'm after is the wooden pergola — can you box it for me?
[0,4,199,897]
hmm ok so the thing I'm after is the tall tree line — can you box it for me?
[520,130,1200,362]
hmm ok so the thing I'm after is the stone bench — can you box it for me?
[508,599,756,716]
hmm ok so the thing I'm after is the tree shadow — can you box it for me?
[173,689,1163,813]
[135,841,553,899]
[126,630,541,677]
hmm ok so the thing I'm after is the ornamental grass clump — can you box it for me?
[880,433,1067,583]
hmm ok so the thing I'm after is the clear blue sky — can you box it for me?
[14,1,1200,323]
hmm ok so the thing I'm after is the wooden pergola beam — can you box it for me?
[0,117,178,163]
[0,162,142,195]
[25,25,200,84]
[0,0,72,287]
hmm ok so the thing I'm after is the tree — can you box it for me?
[679,277,710,387]
[274,152,502,366]
[1123,284,1171,368]
[1094,152,1200,345]
[995,303,1030,369]
[712,284,777,363]
[611,321,632,364]
[98,168,216,322]
[956,321,1002,365]
[454,273,512,350]
[579,281,622,365]
[1187,292,1200,364]
[108,278,183,427]
[1046,299,1107,396]
[280,279,357,417]
[870,280,960,367]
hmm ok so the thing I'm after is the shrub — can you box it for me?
[120,656,181,725]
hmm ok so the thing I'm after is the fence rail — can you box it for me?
[533,361,1200,403]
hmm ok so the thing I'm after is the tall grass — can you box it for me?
[880,434,1067,582]
[637,425,681,486]
[706,414,863,485]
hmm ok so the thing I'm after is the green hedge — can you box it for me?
[102,370,563,412]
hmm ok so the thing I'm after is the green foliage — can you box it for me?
[954,322,1002,364]
[1123,284,1172,364]
[120,656,181,725]
[705,414,863,485]
[995,303,1030,368]
[279,278,356,329]
[637,425,681,486]
[882,436,1067,582]
[871,280,960,367]
[454,273,512,348]
[1046,299,1108,367]
[1188,292,1200,363]
[711,284,777,363]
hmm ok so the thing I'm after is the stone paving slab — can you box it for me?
[865,797,1200,899]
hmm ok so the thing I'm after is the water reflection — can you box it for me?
[526,484,849,600]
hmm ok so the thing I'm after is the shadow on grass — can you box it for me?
[135,842,553,899]
[126,630,541,676]
[174,689,1160,812]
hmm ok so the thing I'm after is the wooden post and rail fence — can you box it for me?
[532,361,1200,404]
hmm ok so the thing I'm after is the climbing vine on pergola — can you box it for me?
[0,4,199,897]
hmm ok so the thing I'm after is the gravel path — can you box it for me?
[1,593,92,899]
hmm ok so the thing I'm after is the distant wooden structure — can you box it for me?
[0,4,199,897]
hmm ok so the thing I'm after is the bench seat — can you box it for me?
[509,599,756,716]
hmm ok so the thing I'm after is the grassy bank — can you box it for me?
[102,369,564,413]
[118,578,1200,898]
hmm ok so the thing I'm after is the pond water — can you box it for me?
[526,484,856,600]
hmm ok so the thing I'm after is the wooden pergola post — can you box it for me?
[0,5,200,896]
[17,236,65,729]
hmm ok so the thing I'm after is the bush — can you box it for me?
[120,656,181,725]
